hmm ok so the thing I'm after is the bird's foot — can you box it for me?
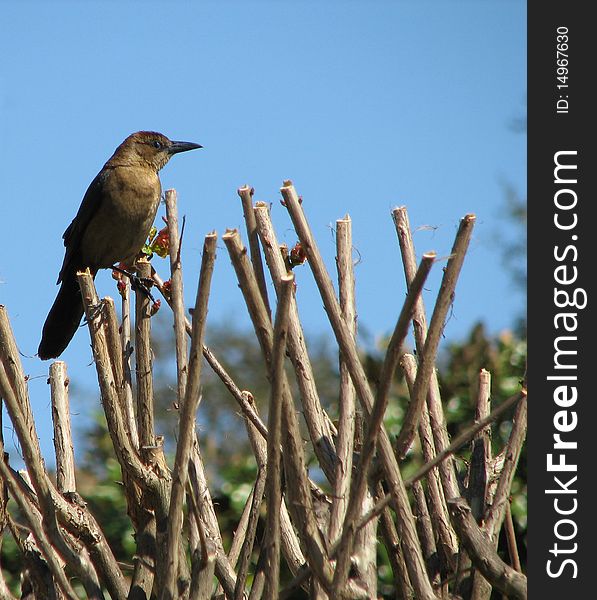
[111,265,156,303]
[82,300,106,327]
[130,276,156,302]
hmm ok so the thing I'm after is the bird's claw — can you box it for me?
[82,300,106,327]
[111,265,156,303]
[130,275,157,304]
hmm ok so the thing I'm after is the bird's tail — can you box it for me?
[38,271,87,360]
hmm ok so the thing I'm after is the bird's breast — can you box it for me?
[80,167,162,268]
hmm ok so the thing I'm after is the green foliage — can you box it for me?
[141,223,170,259]
[0,532,20,595]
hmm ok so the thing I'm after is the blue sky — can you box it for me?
[1,1,526,462]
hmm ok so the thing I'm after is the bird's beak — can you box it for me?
[168,141,203,155]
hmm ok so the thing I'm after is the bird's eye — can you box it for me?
[152,140,163,149]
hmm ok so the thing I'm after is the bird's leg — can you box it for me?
[111,265,157,303]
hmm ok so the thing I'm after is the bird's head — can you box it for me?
[111,131,202,171]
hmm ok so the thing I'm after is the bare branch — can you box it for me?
[484,395,527,543]
[332,252,435,595]
[395,213,476,459]
[254,204,338,481]
[263,275,294,600]
[135,259,156,464]
[448,498,527,600]
[378,496,413,600]
[466,369,493,597]
[0,457,79,600]
[165,188,190,403]
[392,206,460,499]
[504,503,522,573]
[0,306,106,599]
[280,182,435,600]
[358,390,525,529]
[238,184,272,317]
[469,369,492,521]
[280,184,430,597]
[401,353,458,572]
[329,216,357,544]
[412,481,441,586]
[152,270,269,438]
[162,233,217,600]
[49,362,76,494]
[118,278,138,449]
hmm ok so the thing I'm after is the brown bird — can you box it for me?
[38,131,202,360]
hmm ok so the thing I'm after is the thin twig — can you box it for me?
[187,480,217,600]
[392,206,460,499]
[254,204,338,482]
[377,490,414,600]
[448,498,527,600]
[162,233,217,600]
[234,467,267,600]
[238,184,272,317]
[469,368,492,521]
[226,482,257,568]
[118,277,138,448]
[401,353,458,573]
[484,395,527,542]
[239,394,307,584]
[329,216,357,544]
[412,481,441,587]
[165,189,190,403]
[104,297,140,448]
[223,229,275,362]
[263,275,294,600]
[213,391,275,600]
[187,457,239,599]
[466,369,493,599]
[395,213,476,459]
[504,502,522,573]
[248,556,266,600]
[279,372,334,590]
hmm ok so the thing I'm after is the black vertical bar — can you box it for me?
[529,2,595,597]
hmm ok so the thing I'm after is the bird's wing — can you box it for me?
[57,168,109,283]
